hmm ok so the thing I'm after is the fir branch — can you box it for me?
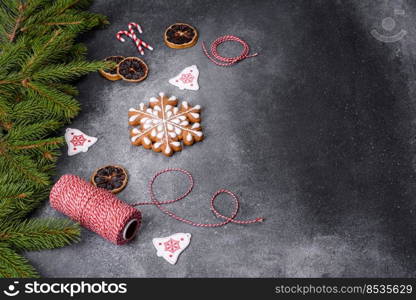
[0,182,49,222]
[32,60,107,83]
[26,81,80,119]
[0,243,39,278]
[9,137,63,151]
[11,99,58,125]
[6,120,62,141]
[48,83,79,96]
[0,0,107,277]
[0,219,80,251]
[7,3,24,42]
[0,152,50,186]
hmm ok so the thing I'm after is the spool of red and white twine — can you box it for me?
[50,174,141,245]
[202,35,258,66]
[50,168,263,245]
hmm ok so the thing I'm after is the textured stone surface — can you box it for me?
[27,0,416,277]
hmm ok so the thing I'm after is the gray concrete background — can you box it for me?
[27,0,416,277]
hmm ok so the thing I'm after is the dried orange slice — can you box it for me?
[91,165,128,194]
[117,57,149,83]
[99,56,124,81]
[164,23,198,49]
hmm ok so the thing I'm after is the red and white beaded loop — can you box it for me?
[116,22,153,56]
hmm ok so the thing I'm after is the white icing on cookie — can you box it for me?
[164,144,171,154]
[129,115,139,122]
[143,137,151,145]
[151,129,157,137]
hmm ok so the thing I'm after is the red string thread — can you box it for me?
[133,168,264,227]
[202,35,258,66]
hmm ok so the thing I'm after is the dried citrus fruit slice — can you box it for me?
[117,57,149,82]
[91,165,128,194]
[164,23,198,49]
[99,56,124,81]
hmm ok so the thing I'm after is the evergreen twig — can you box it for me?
[0,0,108,277]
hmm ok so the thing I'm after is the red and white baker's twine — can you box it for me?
[202,35,258,66]
[116,22,153,56]
[50,169,263,245]
[50,174,142,245]
[133,168,264,227]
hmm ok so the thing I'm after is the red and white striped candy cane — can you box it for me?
[128,23,144,55]
[116,22,153,56]
[128,22,142,34]
[116,30,131,43]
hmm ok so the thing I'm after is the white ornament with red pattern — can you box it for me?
[152,233,191,264]
[65,128,98,156]
[169,65,199,91]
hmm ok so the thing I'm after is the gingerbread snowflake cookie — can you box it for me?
[128,92,203,156]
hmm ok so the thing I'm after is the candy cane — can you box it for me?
[128,22,142,34]
[128,23,144,55]
[130,22,153,52]
[116,22,153,56]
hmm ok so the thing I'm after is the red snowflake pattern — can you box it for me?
[179,73,194,84]
[70,135,87,146]
[164,238,181,253]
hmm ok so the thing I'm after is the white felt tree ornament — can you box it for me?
[169,65,199,91]
[152,233,191,264]
[65,128,98,156]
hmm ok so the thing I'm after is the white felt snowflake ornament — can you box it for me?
[169,65,199,91]
[128,92,203,157]
[65,128,97,156]
[152,233,191,265]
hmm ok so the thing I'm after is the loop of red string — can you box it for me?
[202,35,258,66]
[132,168,264,227]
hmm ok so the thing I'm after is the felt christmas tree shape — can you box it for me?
[65,128,97,156]
[152,233,191,264]
[0,0,109,278]
[169,65,200,91]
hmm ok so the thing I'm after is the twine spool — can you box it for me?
[50,175,141,245]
